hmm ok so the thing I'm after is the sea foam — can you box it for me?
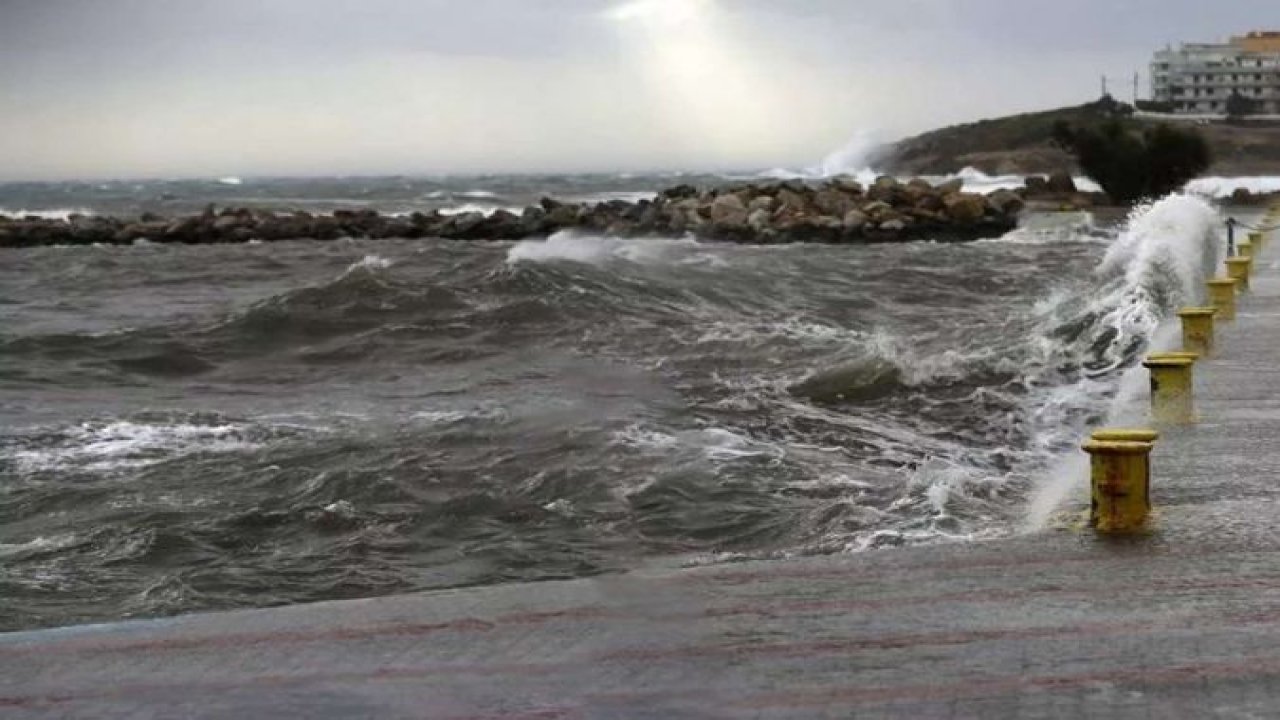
[506,231,704,266]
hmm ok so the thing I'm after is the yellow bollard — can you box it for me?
[1143,353,1196,424]
[1225,256,1253,292]
[1249,231,1264,255]
[1240,241,1255,260]
[1207,278,1238,322]
[1091,428,1159,444]
[1177,307,1217,358]
[1089,428,1159,530]
[1083,432,1158,533]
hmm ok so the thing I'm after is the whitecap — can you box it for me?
[11,420,265,476]
[346,254,393,272]
[0,208,94,221]
[437,203,524,217]
[506,231,704,266]
[1186,176,1280,198]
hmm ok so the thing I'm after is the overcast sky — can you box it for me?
[1,0,1277,180]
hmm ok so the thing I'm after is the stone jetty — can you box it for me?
[0,175,1097,248]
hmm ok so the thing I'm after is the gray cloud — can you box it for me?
[1,0,1277,180]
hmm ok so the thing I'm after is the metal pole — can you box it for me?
[1227,217,1237,256]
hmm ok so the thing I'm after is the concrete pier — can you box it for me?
[4,225,1280,718]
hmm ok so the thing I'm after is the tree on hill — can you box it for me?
[1051,119,1212,205]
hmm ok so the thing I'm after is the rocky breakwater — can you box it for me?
[0,177,1030,248]
[1225,187,1280,207]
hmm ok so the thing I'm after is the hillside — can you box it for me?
[881,99,1280,177]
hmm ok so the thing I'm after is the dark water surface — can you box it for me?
[0,192,1222,631]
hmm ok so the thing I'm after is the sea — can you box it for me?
[0,170,1253,632]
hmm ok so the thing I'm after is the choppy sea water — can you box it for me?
[0,171,1266,221]
[0,177,1225,632]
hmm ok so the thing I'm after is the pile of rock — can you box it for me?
[1019,172,1107,210]
[620,176,1025,244]
[1225,187,1280,207]
[0,176,1038,248]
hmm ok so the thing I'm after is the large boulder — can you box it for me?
[544,203,580,229]
[483,209,526,239]
[935,178,964,195]
[747,208,773,233]
[114,221,169,243]
[1046,172,1077,193]
[775,187,810,214]
[904,178,933,197]
[866,176,901,201]
[1024,176,1050,195]
[660,184,700,201]
[441,212,486,238]
[212,215,242,232]
[831,176,864,195]
[942,193,987,223]
[747,195,776,213]
[914,191,946,212]
[781,216,843,243]
[709,194,749,227]
[861,200,894,221]
[985,189,1025,216]
[842,209,868,231]
[813,189,856,218]
[636,204,662,232]
[163,217,203,242]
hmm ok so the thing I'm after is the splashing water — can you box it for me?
[507,231,707,266]
[1023,193,1223,528]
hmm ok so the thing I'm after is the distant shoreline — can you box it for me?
[881,100,1280,178]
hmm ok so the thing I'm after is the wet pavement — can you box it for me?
[4,215,1280,719]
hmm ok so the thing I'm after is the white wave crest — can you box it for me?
[1097,193,1221,329]
[346,254,393,273]
[977,211,1107,246]
[438,203,524,217]
[0,208,94,220]
[507,231,704,266]
[573,191,659,204]
[1186,176,1280,198]
[0,534,79,559]
[11,420,263,475]
[611,424,784,463]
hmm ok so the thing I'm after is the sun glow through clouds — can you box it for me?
[608,0,711,27]
[605,0,788,164]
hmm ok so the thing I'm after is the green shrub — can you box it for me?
[1052,119,1212,205]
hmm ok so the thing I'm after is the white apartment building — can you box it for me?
[1151,32,1280,115]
